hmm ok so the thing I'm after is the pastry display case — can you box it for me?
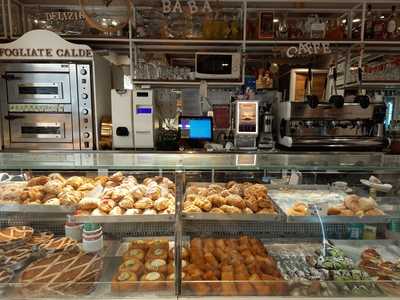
[0,152,400,300]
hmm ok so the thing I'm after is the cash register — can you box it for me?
[178,116,213,150]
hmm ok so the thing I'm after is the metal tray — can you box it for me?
[268,185,389,224]
[182,182,284,222]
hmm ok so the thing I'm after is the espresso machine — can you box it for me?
[275,101,386,150]
[258,107,274,149]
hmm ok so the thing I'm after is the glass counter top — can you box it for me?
[0,151,399,171]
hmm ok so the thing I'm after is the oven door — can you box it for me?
[6,72,71,104]
[7,113,74,148]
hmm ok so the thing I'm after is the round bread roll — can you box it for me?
[344,194,360,212]
[358,197,377,212]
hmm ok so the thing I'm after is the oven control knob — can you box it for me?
[82,109,89,115]
[81,93,88,99]
[80,68,87,75]
[83,132,90,139]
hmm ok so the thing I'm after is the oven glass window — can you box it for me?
[18,86,59,95]
[197,54,232,75]
[21,126,61,135]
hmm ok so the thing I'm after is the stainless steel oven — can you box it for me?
[0,63,94,150]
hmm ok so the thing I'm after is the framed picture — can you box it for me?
[258,11,274,39]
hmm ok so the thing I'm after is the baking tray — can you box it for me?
[268,185,389,224]
[182,182,284,222]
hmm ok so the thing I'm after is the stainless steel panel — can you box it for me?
[77,64,93,150]
[6,73,71,104]
[9,113,72,143]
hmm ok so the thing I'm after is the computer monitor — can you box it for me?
[178,116,213,141]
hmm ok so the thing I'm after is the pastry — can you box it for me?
[220,205,242,214]
[111,271,138,292]
[26,231,54,247]
[111,187,130,202]
[193,197,212,212]
[209,207,225,214]
[1,244,34,270]
[0,182,26,204]
[65,176,84,189]
[76,209,91,216]
[19,251,102,297]
[0,226,33,247]
[344,194,361,212]
[0,268,13,283]
[48,173,66,183]
[44,198,60,205]
[146,186,161,200]
[129,240,148,251]
[77,183,95,193]
[143,208,157,215]
[145,259,167,273]
[365,208,385,216]
[20,186,45,204]
[98,199,116,213]
[40,237,78,253]
[147,248,168,260]
[58,190,82,205]
[139,272,165,291]
[124,208,142,215]
[119,196,135,209]
[207,194,226,207]
[134,197,153,209]
[226,194,246,209]
[358,197,377,211]
[119,258,144,275]
[79,197,99,210]
[110,172,124,183]
[154,197,169,211]
[109,206,125,216]
[91,208,107,216]
[123,248,145,262]
[27,176,49,187]
[327,207,342,215]
[43,180,64,195]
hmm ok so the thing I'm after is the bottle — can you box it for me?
[365,4,374,39]
[386,6,398,40]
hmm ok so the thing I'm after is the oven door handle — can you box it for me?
[1,74,21,80]
[4,115,25,120]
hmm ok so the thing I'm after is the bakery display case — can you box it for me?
[0,152,400,300]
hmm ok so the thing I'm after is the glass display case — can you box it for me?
[0,152,400,299]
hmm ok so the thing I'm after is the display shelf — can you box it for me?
[71,214,175,224]
[182,213,282,222]
[133,80,244,87]
[0,203,75,214]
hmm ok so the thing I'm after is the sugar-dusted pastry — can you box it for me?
[119,196,135,209]
[154,197,169,211]
[111,187,130,202]
[131,185,145,199]
[65,176,84,189]
[124,208,142,215]
[43,180,64,195]
[58,190,81,205]
[122,175,138,185]
[77,183,95,193]
[79,197,99,210]
[146,186,161,200]
[48,173,66,183]
[109,206,124,216]
[119,258,144,275]
[98,198,116,213]
[123,248,145,262]
[27,176,48,187]
[44,198,60,206]
[91,208,107,216]
[134,197,153,209]
[143,208,157,215]
[220,205,242,214]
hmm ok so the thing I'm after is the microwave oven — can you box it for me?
[195,52,241,79]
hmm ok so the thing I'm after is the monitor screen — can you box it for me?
[179,117,212,141]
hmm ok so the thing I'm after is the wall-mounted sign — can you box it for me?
[45,11,85,21]
[0,30,93,61]
[161,0,212,14]
[286,42,331,58]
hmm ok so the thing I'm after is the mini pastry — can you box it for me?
[111,187,130,202]
[147,248,168,260]
[145,259,167,273]
[225,194,246,209]
[43,180,64,195]
[220,205,242,214]
[249,273,272,295]
[91,208,107,216]
[77,183,95,193]
[129,240,148,250]
[124,208,142,215]
[58,190,81,205]
[110,172,124,183]
[123,248,145,261]
[27,176,49,187]
[109,206,125,216]
[146,186,161,200]
[119,258,144,275]
[134,197,153,209]
[193,198,212,212]
[148,240,169,251]
[98,199,116,213]
[119,196,135,209]
[143,208,157,215]
[20,186,45,203]
[65,176,84,189]
[209,207,225,214]
[340,209,354,216]
[245,196,259,213]
[44,198,60,205]
[197,187,208,197]
[48,173,66,183]
[221,270,237,296]
[183,205,202,213]
[139,272,165,291]
[143,178,155,186]
[243,207,254,214]
[79,197,99,210]
[111,271,138,292]
[154,197,170,211]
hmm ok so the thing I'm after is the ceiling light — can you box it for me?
[342,19,347,24]
[352,18,361,23]
[273,18,279,23]
[380,15,385,19]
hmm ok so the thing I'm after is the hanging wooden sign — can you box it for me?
[161,0,212,14]
[286,42,331,58]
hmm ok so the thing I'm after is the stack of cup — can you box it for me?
[65,220,83,242]
[82,223,103,253]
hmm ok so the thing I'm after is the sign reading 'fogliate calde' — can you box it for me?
[0,30,93,61]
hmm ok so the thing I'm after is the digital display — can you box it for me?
[136,107,152,114]
[238,102,257,133]
[179,117,212,141]
[18,86,59,95]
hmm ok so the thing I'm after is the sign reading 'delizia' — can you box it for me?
[286,42,331,58]
[161,0,212,14]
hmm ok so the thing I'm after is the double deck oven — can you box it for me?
[0,63,94,150]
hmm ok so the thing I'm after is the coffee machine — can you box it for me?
[275,101,386,150]
[258,107,274,149]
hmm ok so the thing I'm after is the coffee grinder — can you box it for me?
[258,104,274,149]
